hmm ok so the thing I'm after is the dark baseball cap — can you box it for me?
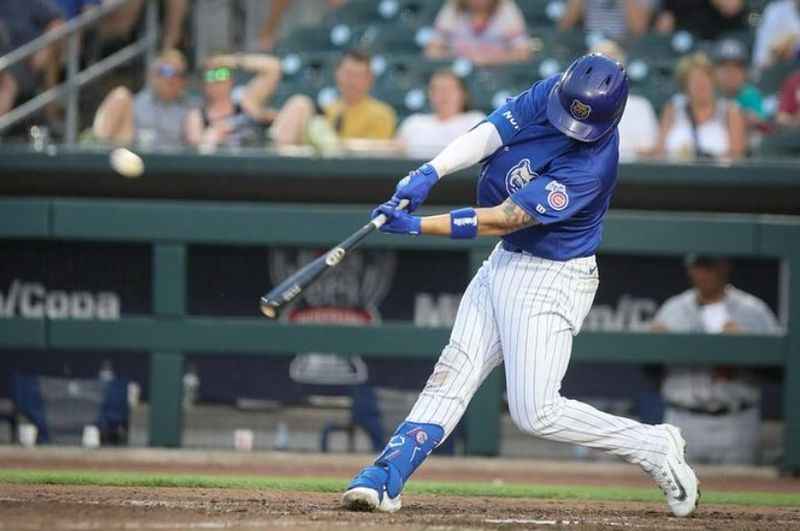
[713,38,748,64]
[684,254,729,268]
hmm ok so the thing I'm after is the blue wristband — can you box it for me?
[450,207,478,239]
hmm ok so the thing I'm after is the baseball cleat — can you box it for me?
[649,424,700,517]
[342,465,401,513]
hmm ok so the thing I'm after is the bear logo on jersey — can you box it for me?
[570,99,592,121]
[545,181,569,211]
[505,159,539,195]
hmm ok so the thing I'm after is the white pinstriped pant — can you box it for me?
[407,244,669,471]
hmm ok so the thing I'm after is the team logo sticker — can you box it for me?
[570,99,591,121]
[545,181,569,211]
[505,159,539,195]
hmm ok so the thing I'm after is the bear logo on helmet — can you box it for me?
[570,99,592,121]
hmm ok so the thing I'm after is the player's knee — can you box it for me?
[422,343,477,397]
[509,395,565,436]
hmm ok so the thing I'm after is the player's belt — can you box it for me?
[666,402,757,417]
[501,241,528,254]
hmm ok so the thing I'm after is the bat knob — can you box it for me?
[260,298,278,319]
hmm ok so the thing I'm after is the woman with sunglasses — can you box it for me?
[185,52,313,151]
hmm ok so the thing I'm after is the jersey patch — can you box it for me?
[545,181,569,211]
[505,158,539,195]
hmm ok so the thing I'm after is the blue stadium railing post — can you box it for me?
[148,243,187,447]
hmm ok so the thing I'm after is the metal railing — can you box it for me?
[0,0,158,144]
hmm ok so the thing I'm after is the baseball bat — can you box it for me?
[259,199,410,319]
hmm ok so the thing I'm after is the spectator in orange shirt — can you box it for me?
[323,50,396,140]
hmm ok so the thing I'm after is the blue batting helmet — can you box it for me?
[546,53,629,142]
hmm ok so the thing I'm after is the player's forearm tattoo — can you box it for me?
[500,198,537,229]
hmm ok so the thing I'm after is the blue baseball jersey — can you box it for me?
[479,74,620,261]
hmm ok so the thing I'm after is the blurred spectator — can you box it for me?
[396,70,485,159]
[713,39,768,129]
[654,52,746,161]
[0,0,65,120]
[258,0,347,51]
[91,49,194,147]
[425,0,531,65]
[0,23,17,116]
[324,50,396,140]
[559,0,653,42]
[185,52,314,150]
[652,255,780,464]
[777,70,800,126]
[654,0,747,40]
[753,0,800,72]
[592,40,658,161]
[162,0,188,50]
[195,0,341,66]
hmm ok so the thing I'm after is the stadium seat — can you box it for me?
[757,61,799,96]
[368,23,428,53]
[326,0,443,29]
[630,33,693,62]
[275,24,366,55]
[517,0,566,27]
[530,27,586,63]
[759,127,800,158]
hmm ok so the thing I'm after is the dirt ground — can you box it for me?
[1,449,799,530]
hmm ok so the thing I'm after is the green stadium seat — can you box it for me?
[325,0,395,26]
[275,24,366,55]
[758,127,800,158]
[517,0,566,27]
[368,23,427,53]
[630,72,677,114]
[530,27,586,63]
[629,34,672,59]
[326,0,443,28]
[757,62,799,96]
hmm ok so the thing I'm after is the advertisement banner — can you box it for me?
[0,241,782,405]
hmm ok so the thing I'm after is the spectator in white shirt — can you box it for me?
[396,70,486,159]
[560,0,654,42]
[426,0,531,65]
[753,0,800,72]
[592,40,658,161]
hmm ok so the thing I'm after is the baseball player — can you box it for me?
[342,54,700,517]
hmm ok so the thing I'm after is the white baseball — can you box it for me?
[110,148,144,178]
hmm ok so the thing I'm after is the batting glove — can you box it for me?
[371,202,421,235]
[391,164,439,213]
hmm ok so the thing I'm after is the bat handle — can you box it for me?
[371,199,411,229]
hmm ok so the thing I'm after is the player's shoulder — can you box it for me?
[559,130,619,178]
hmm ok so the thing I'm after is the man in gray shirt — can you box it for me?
[92,49,195,149]
[652,255,781,464]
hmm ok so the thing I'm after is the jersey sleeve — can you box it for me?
[509,165,600,225]
[487,86,536,145]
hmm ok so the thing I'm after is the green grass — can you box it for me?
[1,468,798,508]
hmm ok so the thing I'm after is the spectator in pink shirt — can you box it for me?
[425,0,531,65]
